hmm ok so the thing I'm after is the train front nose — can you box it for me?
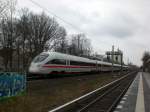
[29,52,50,74]
[29,63,41,74]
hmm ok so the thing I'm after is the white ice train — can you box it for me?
[29,52,128,75]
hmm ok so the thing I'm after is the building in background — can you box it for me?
[106,49,123,64]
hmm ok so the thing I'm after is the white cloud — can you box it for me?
[17,0,150,66]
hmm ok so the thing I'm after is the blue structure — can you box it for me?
[0,72,26,99]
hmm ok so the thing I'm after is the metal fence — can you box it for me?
[0,72,26,100]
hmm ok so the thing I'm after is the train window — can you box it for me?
[70,61,79,65]
[116,56,118,61]
[46,60,52,64]
[47,59,66,65]
[70,61,95,66]
[103,65,111,67]
[98,64,101,67]
[33,53,49,63]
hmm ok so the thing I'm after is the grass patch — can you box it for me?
[0,72,125,112]
[0,91,26,102]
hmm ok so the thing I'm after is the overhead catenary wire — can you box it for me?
[27,0,131,64]
[28,0,113,47]
[29,0,85,34]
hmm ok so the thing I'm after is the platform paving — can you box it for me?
[143,72,150,112]
[114,72,150,112]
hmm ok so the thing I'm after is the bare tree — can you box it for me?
[0,5,94,72]
[53,27,67,53]
[142,51,150,72]
[68,34,92,57]
[0,0,9,18]
[0,0,16,71]
[0,18,18,71]
[28,12,66,54]
[16,10,68,71]
[17,8,30,70]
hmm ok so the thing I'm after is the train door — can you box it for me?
[96,61,98,72]
[98,63,101,72]
[101,64,103,72]
[66,60,70,73]
[100,64,102,72]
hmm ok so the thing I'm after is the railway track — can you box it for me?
[48,71,137,112]
[27,75,53,81]
[27,71,130,81]
[27,76,42,81]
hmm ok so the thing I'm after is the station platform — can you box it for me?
[114,72,150,112]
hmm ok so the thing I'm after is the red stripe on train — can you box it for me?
[42,65,96,68]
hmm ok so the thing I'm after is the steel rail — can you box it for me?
[48,71,136,112]
[77,74,135,112]
[106,76,134,112]
[77,81,123,112]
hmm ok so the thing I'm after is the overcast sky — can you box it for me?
[17,0,150,66]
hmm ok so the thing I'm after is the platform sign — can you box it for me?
[0,72,26,100]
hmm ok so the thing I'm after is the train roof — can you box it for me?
[45,52,93,63]
[45,52,113,65]
[42,51,127,67]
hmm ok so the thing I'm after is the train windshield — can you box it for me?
[33,53,49,63]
